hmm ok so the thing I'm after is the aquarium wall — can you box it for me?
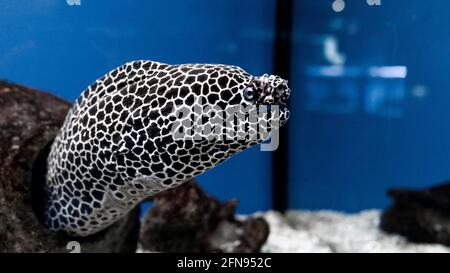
[0,0,276,213]
[288,0,450,212]
[2,0,450,214]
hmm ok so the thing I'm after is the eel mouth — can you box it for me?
[265,103,290,126]
[253,74,291,124]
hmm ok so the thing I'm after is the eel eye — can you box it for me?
[243,87,254,101]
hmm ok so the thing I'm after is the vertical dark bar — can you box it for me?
[272,0,293,212]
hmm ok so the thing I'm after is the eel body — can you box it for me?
[44,60,290,236]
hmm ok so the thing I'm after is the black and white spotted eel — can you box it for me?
[44,60,290,236]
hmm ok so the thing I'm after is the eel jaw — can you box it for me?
[253,74,291,125]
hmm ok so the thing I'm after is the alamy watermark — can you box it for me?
[66,241,81,253]
[332,0,381,12]
[168,98,284,152]
[66,0,81,6]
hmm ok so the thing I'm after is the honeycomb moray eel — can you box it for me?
[44,60,291,236]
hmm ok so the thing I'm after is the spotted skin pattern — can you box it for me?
[44,60,290,236]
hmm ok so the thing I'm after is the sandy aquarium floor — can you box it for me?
[137,210,450,253]
[257,210,450,253]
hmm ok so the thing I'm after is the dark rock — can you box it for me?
[380,182,450,246]
[0,81,140,252]
[140,180,270,253]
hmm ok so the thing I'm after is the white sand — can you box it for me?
[259,210,450,253]
[138,209,450,253]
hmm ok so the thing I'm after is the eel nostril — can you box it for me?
[265,96,274,104]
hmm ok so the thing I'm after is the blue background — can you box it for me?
[289,0,450,211]
[1,0,449,213]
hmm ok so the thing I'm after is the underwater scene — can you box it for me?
[1,0,450,256]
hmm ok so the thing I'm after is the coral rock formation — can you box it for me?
[381,182,450,246]
[0,81,140,252]
[140,180,269,252]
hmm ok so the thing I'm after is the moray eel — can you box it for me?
[44,60,290,236]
